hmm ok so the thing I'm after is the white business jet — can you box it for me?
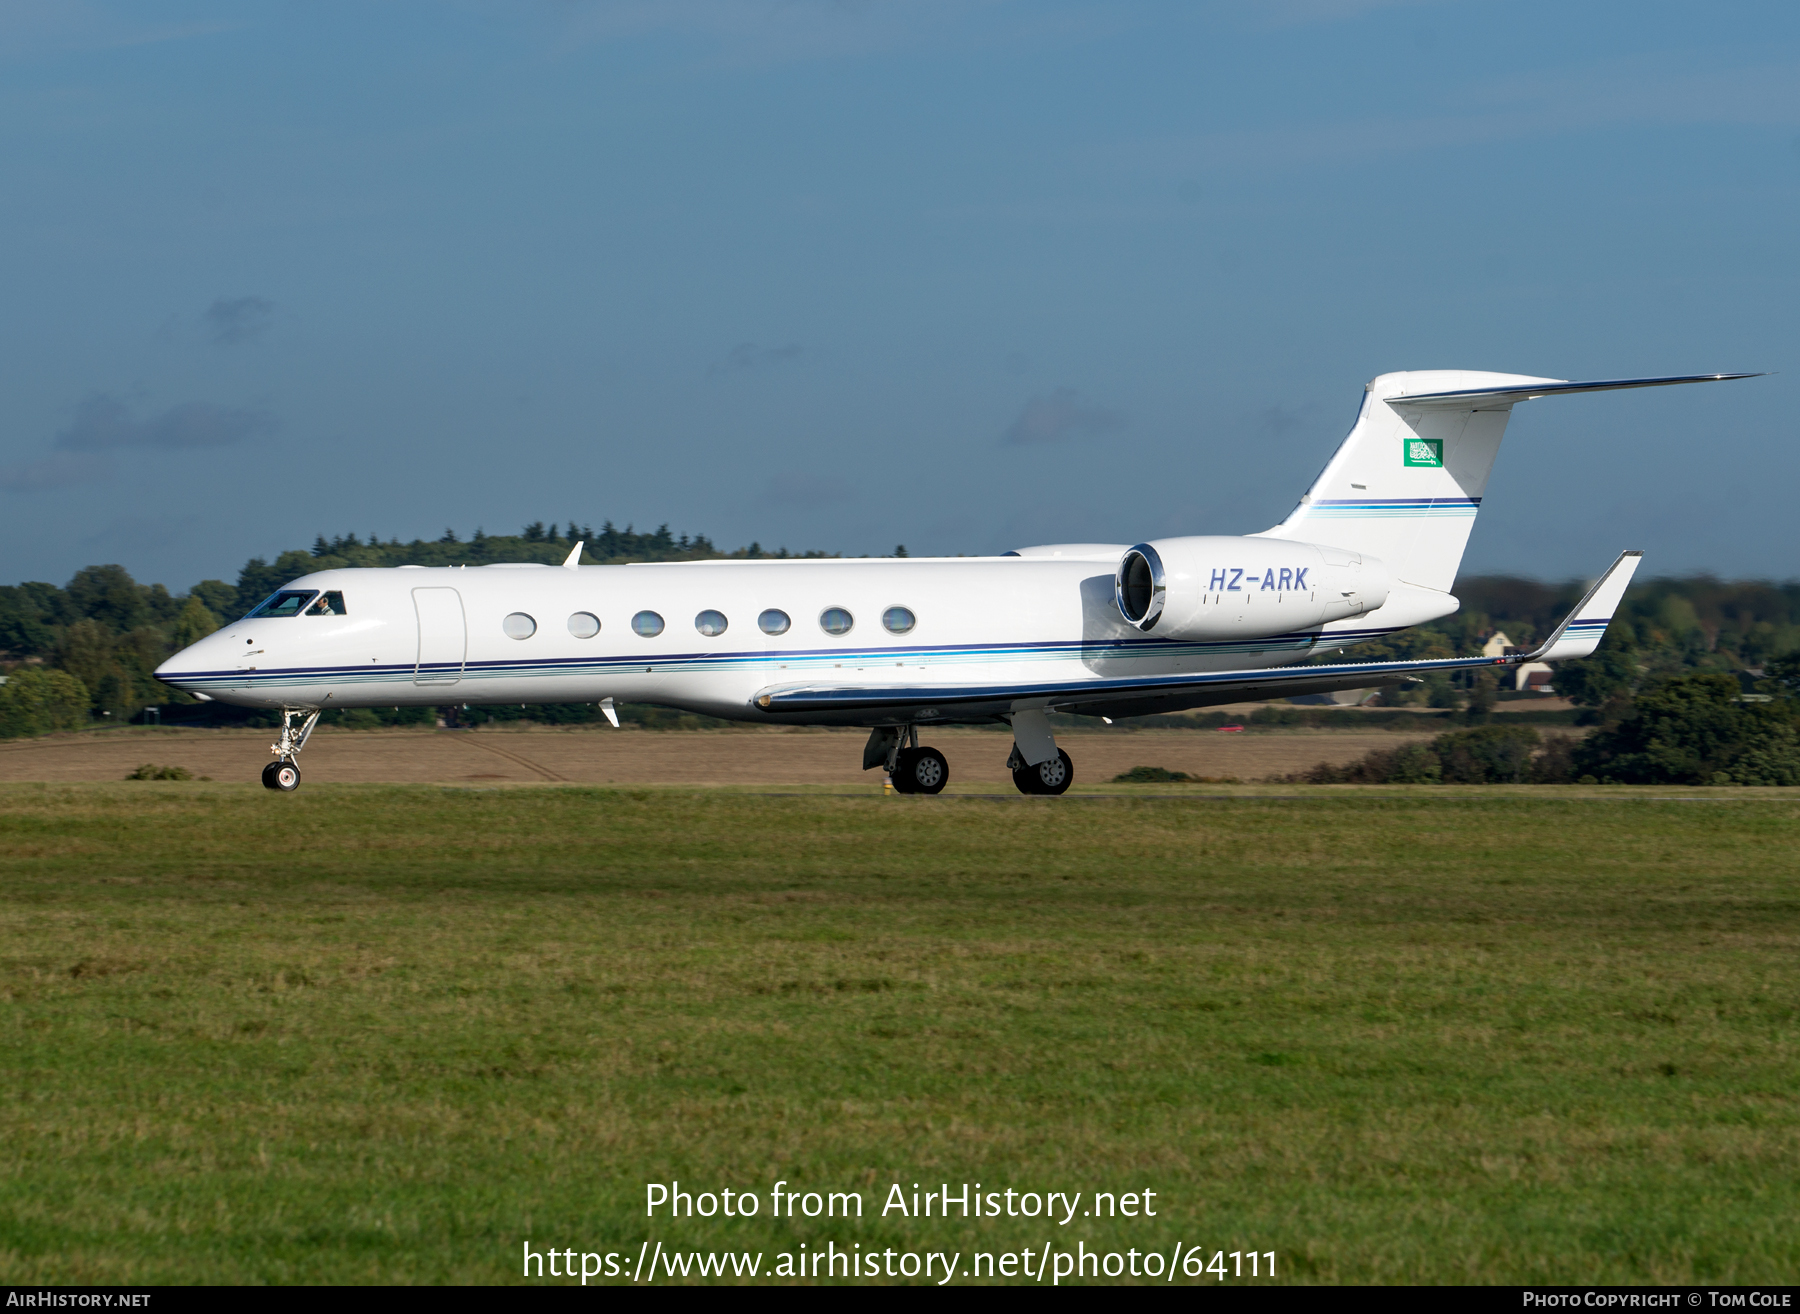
[156,369,1758,794]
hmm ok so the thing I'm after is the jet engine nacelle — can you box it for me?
[1114,535,1391,638]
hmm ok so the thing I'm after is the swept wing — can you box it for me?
[753,551,1643,720]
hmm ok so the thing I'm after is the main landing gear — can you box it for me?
[263,707,320,792]
[866,726,950,794]
[894,745,950,794]
[872,726,949,794]
[1010,745,1075,796]
[864,715,1077,797]
[1007,708,1074,796]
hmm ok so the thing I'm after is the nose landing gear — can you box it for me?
[263,708,320,791]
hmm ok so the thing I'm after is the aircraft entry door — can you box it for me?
[413,587,466,685]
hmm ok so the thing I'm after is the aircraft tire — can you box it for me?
[895,746,948,795]
[263,760,301,792]
[1012,749,1073,796]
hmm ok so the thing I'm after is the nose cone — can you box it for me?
[156,632,225,691]
[154,653,195,689]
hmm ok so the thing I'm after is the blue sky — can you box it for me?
[1,1,1795,590]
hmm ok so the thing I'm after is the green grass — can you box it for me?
[2,783,1798,1284]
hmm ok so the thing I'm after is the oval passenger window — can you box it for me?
[695,609,728,637]
[758,609,791,636]
[819,607,854,636]
[632,610,665,638]
[882,606,916,634]
[503,612,537,640]
[568,612,601,639]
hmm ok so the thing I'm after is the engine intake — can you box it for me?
[1115,544,1166,629]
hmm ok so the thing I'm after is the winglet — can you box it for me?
[1523,551,1644,663]
[562,541,584,569]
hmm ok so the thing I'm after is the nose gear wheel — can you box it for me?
[262,760,301,792]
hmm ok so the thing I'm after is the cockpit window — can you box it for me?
[305,591,347,616]
[248,590,318,619]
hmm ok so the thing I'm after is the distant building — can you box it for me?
[1482,630,1554,693]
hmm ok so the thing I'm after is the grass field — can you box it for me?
[2,783,1797,1285]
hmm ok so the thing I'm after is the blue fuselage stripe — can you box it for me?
[166,627,1409,689]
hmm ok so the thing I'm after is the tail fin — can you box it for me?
[1255,369,1759,593]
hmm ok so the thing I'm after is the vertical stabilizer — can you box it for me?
[1255,370,1560,592]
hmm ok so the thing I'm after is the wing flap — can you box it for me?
[756,658,1464,718]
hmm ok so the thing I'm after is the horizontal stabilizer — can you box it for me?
[1390,373,1762,410]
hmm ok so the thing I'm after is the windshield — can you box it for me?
[247,590,318,619]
